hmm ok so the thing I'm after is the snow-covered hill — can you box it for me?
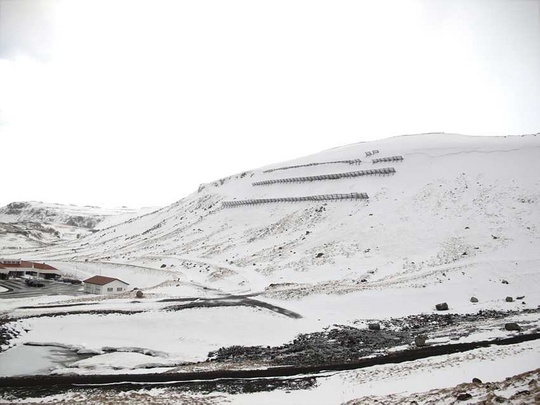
[1,133,539,404]
[23,134,540,299]
[0,201,158,251]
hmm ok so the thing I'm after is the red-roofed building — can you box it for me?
[83,275,129,295]
[0,259,61,280]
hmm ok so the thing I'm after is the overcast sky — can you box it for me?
[1,0,539,209]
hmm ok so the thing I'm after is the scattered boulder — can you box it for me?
[472,377,482,384]
[435,302,449,311]
[517,295,525,300]
[457,393,472,401]
[505,322,521,331]
[360,279,368,283]
[368,323,381,331]
[414,335,427,347]
[160,264,166,268]
[135,290,144,299]
[315,253,324,258]
[501,279,509,284]
[505,296,514,302]
[470,297,479,303]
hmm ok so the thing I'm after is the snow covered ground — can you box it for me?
[0,201,158,251]
[0,133,539,403]
[230,340,540,405]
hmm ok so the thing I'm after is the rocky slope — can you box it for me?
[0,201,158,251]
[19,134,539,300]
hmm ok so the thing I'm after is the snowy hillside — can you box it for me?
[25,134,540,297]
[0,201,158,251]
[1,133,539,404]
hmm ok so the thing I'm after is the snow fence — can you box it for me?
[263,159,364,174]
[365,149,380,157]
[372,155,404,164]
[253,167,396,186]
[221,192,369,208]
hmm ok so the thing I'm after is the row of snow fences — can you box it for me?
[263,159,364,173]
[222,193,369,208]
[372,155,404,164]
[260,152,396,174]
[365,149,380,157]
[252,167,396,186]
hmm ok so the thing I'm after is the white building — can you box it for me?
[0,259,61,279]
[83,275,129,295]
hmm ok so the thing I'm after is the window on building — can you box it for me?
[107,287,113,292]
[117,287,123,291]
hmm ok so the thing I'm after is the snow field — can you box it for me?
[0,134,539,401]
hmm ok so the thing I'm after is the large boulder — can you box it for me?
[504,323,521,331]
[414,335,427,347]
[457,393,472,401]
[435,302,449,311]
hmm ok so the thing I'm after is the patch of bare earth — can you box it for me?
[343,368,540,404]
[0,389,228,405]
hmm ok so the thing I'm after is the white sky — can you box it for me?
[1,0,539,208]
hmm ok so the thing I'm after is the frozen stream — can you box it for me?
[0,345,89,377]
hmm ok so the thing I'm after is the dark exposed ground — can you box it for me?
[1,307,538,402]
[0,317,18,351]
[207,308,540,366]
[0,306,540,403]
[0,375,317,401]
[1,369,538,404]
[344,368,540,405]
[164,297,302,319]
[9,295,302,321]
[209,325,409,365]
[1,333,539,402]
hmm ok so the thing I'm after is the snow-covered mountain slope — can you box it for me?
[2,133,539,396]
[0,201,157,229]
[22,133,540,302]
[0,201,158,251]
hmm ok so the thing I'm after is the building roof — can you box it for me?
[33,262,58,270]
[0,261,31,268]
[83,275,129,286]
[0,260,58,271]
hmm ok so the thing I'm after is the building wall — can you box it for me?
[4,267,60,279]
[84,283,101,294]
[84,279,129,295]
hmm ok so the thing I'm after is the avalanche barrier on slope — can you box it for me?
[372,155,404,164]
[253,167,396,186]
[262,159,364,173]
[221,192,369,208]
